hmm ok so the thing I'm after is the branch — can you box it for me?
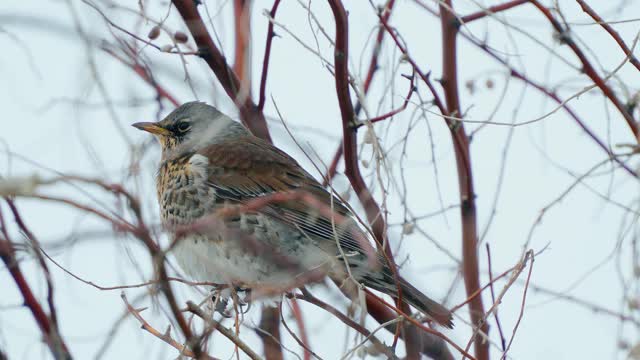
[0,207,71,360]
[364,290,475,360]
[528,0,639,140]
[324,0,397,185]
[8,184,199,357]
[370,298,454,359]
[171,0,271,142]
[326,0,388,278]
[186,301,262,360]
[288,290,396,359]
[326,1,423,358]
[121,293,217,359]
[258,0,282,111]
[413,2,639,179]
[5,200,62,338]
[102,46,180,107]
[439,1,488,359]
[355,71,416,127]
[575,0,640,72]
[257,306,284,360]
[232,0,252,87]
[278,299,316,360]
[459,0,528,24]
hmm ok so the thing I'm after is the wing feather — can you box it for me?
[196,137,366,255]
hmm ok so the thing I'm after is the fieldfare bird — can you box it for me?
[133,102,453,327]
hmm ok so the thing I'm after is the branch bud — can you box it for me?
[147,26,161,40]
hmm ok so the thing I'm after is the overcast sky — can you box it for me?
[2,1,640,359]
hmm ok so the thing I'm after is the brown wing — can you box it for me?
[197,136,362,252]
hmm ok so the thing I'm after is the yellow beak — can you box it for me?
[131,122,171,136]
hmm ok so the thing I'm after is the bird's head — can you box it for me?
[132,102,247,155]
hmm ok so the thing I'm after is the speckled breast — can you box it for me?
[156,154,216,228]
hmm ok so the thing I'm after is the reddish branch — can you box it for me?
[365,296,455,360]
[0,246,71,359]
[281,299,313,360]
[23,185,200,358]
[0,206,71,360]
[376,3,485,358]
[5,200,60,330]
[364,290,476,360]
[459,0,528,24]
[322,146,343,186]
[415,1,638,178]
[466,36,638,178]
[439,1,488,359]
[374,11,447,114]
[357,72,415,127]
[258,306,284,360]
[171,0,271,142]
[325,1,422,359]
[528,0,639,140]
[102,46,180,107]
[290,290,390,356]
[326,0,388,277]
[416,0,639,178]
[361,0,397,97]
[324,0,397,186]
[232,0,252,87]
[575,0,640,73]
[258,0,283,111]
[290,290,453,359]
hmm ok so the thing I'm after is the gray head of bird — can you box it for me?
[132,102,248,156]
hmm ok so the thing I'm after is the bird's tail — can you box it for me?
[363,273,454,328]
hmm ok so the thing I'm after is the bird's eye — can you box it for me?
[176,121,191,133]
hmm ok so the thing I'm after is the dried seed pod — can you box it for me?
[485,78,494,89]
[465,79,475,94]
[363,128,374,144]
[174,31,188,43]
[148,26,161,40]
[402,222,415,235]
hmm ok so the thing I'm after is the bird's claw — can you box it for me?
[209,286,252,317]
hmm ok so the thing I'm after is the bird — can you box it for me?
[132,101,453,328]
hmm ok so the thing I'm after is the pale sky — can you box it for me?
[2,1,640,359]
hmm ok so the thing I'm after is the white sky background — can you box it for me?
[1,0,640,359]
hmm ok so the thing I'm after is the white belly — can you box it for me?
[172,234,261,285]
[171,233,335,288]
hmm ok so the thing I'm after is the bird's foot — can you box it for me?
[209,286,252,317]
